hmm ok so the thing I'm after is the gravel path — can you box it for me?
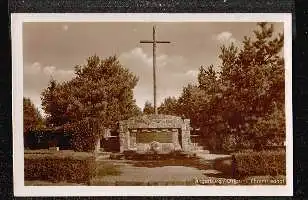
[92,153,231,185]
[195,153,231,161]
[92,162,209,185]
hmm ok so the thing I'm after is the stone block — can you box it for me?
[119,114,192,153]
[49,147,59,151]
[136,143,151,153]
[161,143,175,154]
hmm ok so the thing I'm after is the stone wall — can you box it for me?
[119,114,191,153]
[181,119,192,151]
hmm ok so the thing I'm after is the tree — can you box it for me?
[23,97,44,133]
[41,79,67,127]
[197,22,285,151]
[158,97,178,115]
[217,22,284,149]
[158,23,285,152]
[143,100,155,114]
[41,55,140,151]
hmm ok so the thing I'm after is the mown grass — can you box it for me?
[91,179,197,186]
[96,161,121,177]
[25,149,94,159]
[25,180,86,186]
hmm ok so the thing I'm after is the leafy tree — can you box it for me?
[158,96,178,115]
[177,84,205,127]
[41,79,67,127]
[41,55,140,151]
[143,100,155,114]
[215,22,284,150]
[252,103,285,146]
[158,23,285,152]
[23,97,44,133]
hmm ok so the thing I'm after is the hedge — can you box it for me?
[24,129,72,150]
[232,150,286,179]
[24,151,96,185]
[213,157,235,178]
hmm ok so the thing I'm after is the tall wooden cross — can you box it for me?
[140,25,171,114]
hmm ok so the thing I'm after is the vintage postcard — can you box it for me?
[12,13,292,196]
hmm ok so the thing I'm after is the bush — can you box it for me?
[24,151,96,185]
[24,128,72,150]
[233,150,286,179]
[214,157,234,178]
[222,134,237,152]
[65,119,99,152]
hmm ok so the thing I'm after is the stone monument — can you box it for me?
[118,114,192,154]
[117,26,194,154]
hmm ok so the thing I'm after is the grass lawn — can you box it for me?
[24,149,94,159]
[25,180,86,186]
[96,161,121,177]
[24,150,286,186]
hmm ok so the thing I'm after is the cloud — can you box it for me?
[185,70,199,78]
[43,65,56,75]
[42,65,75,81]
[24,62,76,115]
[215,31,237,45]
[25,48,200,114]
[119,47,168,71]
[24,62,42,75]
[119,47,199,109]
[25,62,75,81]
[120,47,152,69]
[62,24,69,31]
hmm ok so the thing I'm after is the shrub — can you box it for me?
[232,149,286,179]
[221,134,237,152]
[213,157,234,178]
[24,128,72,150]
[24,151,96,185]
[64,119,100,152]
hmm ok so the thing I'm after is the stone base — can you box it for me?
[119,114,192,153]
[49,147,59,151]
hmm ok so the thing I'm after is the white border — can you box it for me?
[12,13,293,197]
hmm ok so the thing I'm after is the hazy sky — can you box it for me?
[23,22,283,114]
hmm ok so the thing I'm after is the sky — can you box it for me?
[23,22,283,115]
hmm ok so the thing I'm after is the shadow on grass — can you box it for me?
[128,157,213,170]
[122,151,213,170]
[25,180,86,186]
[91,180,197,186]
[96,161,122,177]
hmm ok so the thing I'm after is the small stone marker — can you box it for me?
[49,146,59,151]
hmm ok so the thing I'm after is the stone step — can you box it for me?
[96,149,112,154]
[195,146,204,151]
[95,150,112,160]
[196,153,231,161]
[110,153,125,160]
[96,154,111,160]
[202,169,223,175]
[193,149,210,154]
[190,144,206,151]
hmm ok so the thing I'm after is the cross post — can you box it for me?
[140,25,171,114]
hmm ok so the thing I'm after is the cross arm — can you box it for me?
[140,40,154,43]
[156,41,171,43]
[140,40,171,43]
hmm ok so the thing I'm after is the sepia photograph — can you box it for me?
[12,13,292,196]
